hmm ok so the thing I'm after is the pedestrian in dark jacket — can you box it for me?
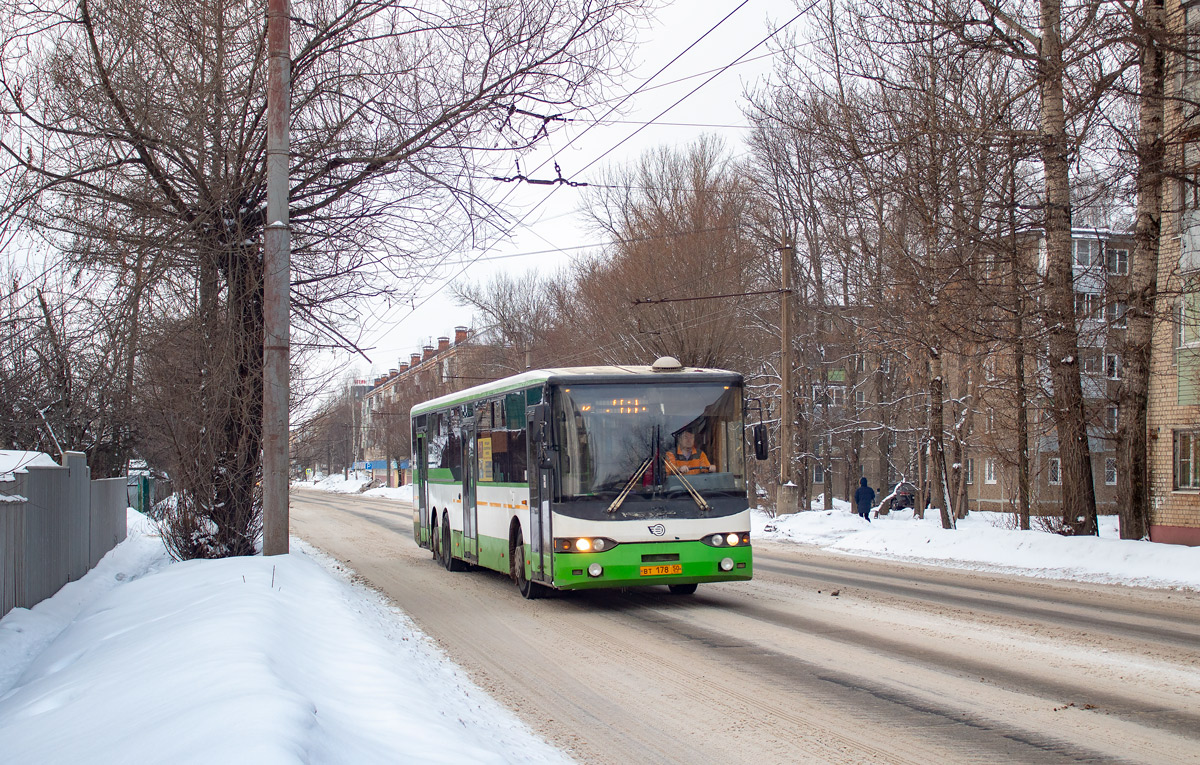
[854,477,875,522]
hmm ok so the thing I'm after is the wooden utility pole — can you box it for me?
[778,236,799,514]
[262,0,291,556]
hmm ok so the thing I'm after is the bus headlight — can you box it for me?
[554,537,618,553]
[702,532,749,548]
[587,563,604,577]
[720,557,734,572]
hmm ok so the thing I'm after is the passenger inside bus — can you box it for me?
[665,430,714,476]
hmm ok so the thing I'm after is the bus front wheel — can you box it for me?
[669,583,698,595]
[512,530,542,600]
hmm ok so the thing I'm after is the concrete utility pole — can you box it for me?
[263,0,291,556]
[777,236,798,515]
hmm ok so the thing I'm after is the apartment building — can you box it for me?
[966,228,1133,517]
[1148,0,1200,544]
[359,327,483,486]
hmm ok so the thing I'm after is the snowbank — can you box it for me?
[756,504,1200,591]
[0,511,567,764]
[293,473,414,503]
[291,472,372,494]
[363,483,414,502]
[0,450,59,481]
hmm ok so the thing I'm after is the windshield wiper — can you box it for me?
[664,459,711,512]
[606,457,653,514]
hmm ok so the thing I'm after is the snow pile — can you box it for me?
[0,511,567,764]
[0,450,59,482]
[363,483,414,502]
[756,505,1200,590]
[293,473,414,503]
[291,472,372,494]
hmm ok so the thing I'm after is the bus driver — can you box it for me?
[665,430,715,475]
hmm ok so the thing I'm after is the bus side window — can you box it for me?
[439,410,462,479]
[503,392,528,483]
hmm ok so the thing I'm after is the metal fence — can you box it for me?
[1,451,128,619]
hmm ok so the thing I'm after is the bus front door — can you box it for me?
[527,404,552,581]
[461,421,478,562]
[415,435,429,545]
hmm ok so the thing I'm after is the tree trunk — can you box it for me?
[1118,0,1164,540]
[915,444,926,520]
[1040,0,1098,534]
[211,247,264,556]
[930,349,954,529]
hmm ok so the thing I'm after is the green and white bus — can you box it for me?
[410,357,765,598]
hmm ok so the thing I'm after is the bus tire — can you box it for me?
[442,514,466,572]
[668,583,698,595]
[512,528,542,600]
[430,514,440,561]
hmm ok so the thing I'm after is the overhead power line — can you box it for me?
[355,4,756,345]
[360,2,814,350]
[632,288,789,306]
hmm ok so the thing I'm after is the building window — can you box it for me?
[1110,300,1128,328]
[814,462,825,485]
[1106,405,1119,431]
[1105,353,1122,379]
[855,390,866,406]
[855,354,867,372]
[1048,458,1061,485]
[1176,431,1200,489]
[1183,282,1200,347]
[1105,457,1117,486]
[985,458,998,484]
[880,357,891,373]
[1106,248,1129,275]
[813,386,846,407]
[1074,291,1101,319]
[965,458,974,485]
[986,408,995,433]
[1177,300,1187,351]
[1073,238,1099,267]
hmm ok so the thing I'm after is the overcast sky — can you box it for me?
[343,0,806,381]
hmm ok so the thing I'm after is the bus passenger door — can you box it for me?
[527,404,552,581]
[415,435,429,545]
[461,421,478,562]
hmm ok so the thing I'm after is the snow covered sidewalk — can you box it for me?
[756,500,1200,591]
[0,511,567,764]
[292,472,414,502]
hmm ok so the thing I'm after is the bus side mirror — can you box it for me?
[753,423,768,461]
[529,403,554,468]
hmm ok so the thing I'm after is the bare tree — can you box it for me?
[0,0,644,557]
[577,136,761,369]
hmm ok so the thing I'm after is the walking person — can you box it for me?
[854,477,875,522]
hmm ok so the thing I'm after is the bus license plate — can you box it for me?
[639,564,683,576]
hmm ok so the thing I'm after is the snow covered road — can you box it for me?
[291,489,1200,764]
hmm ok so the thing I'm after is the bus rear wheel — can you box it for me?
[512,531,542,600]
[430,515,440,561]
[669,583,698,595]
[442,516,466,572]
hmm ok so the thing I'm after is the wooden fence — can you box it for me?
[1,452,128,618]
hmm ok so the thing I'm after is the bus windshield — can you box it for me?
[554,382,745,499]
